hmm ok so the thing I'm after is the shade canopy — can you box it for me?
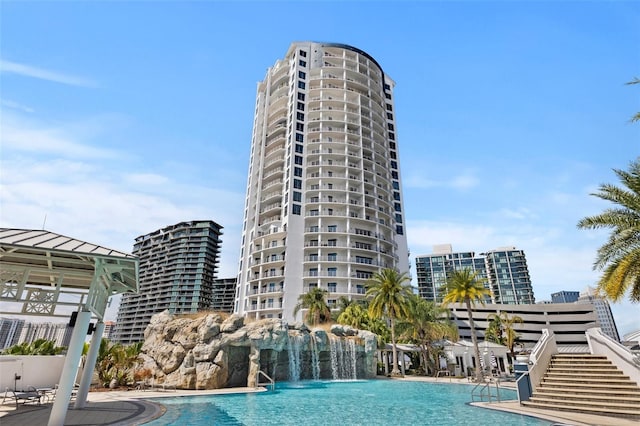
[0,228,138,320]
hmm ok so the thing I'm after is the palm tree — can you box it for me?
[627,77,639,123]
[399,295,458,375]
[337,303,370,329]
[293,287,332,325]
[366,268,412,376]
[577,157,640,303]
[485,312,523,360]
[442,268,490,382]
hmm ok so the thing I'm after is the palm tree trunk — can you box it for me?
[390,318,401,376]
[466,298,483,382]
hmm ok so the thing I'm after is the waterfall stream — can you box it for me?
[287,334,303,381]
[329,336,357,380]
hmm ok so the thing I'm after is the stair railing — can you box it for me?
[528,328,557,393]
[586,327,640,385]
[257,370,275,391]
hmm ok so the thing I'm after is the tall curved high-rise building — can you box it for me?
[235,42,409,322]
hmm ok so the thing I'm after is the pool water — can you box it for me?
[146,380,551,426]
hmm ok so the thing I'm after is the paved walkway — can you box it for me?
[0,387,261,426]
[1,380,636,426]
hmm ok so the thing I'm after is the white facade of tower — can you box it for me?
[235,42,409,322]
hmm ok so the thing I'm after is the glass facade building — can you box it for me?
[416,245,535,304]
[415,244,487,303]
[113,220,224,344]
[235,42,409,322]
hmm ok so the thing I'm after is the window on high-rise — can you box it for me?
[298,81,305,89]
[328,282,337,291]
[294,179,302,189]
[299,50,307,57]
[293,191,302,202]
[297,93,305,102]
[295,155,303,165]
[328,268,337,277]
[396,225,404,235]
[389,133,395,140]
[295,133,304,142]
[297,102,304,111]
[293,204,301,215]
[390,160,397,169]
[297,112,304,120]
[387,113,393,120]
[295,144,303,153]
[386,104,393,111]
[299,60,306,67]
[298,71,306,79]
[294,167,302,177]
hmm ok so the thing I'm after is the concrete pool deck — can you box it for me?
[0,378,635,426]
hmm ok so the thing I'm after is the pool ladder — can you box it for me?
[257,370,275,391]
[471,377,501,403]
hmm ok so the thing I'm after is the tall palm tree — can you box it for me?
[293,287,332,325]
[399,294,458,375]
[442,268,490,382]
[485,312,523,360]
[577,157,640,303]
[366,268,412,376]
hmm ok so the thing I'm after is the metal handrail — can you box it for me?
[471,376,501,403]
[257,370,275,391]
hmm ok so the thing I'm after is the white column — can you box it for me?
[74,321,104,409]
[48,311,91,426]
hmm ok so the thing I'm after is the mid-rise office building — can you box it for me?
[0,317,24,350]
[211,278,237,314]
[578,286,620,342]
[18,321,72,348]
[103,321,116,340]
[235,42,409,322]
[416,245,534,304]
[485,247,534,304]
[551,290,580,304]
[113,220,223,344]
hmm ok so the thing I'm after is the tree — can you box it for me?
[577,157,640,303]
[366,268,412,376]
[293,287,332,325]
[485,312,523,360]
[399,295,458,376]
[442,268,490,382]
[627,77,639,123]
[95,339,142,387]
[3,339,65,355]
[337,303,370,330]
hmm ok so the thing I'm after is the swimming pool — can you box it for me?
[146,380,551,425]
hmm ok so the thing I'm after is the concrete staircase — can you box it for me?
[521,353,640,419]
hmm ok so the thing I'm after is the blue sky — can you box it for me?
[1,1,638,335]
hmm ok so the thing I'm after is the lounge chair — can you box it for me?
[1,386,41,408]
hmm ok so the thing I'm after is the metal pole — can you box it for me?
[48,310,91,426]
[74,321,105,408]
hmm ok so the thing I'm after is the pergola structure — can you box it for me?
[0,228,139,426]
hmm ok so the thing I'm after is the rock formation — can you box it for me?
[140,311,377,390]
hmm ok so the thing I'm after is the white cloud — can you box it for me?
[123,173,170,186]
[1,99,34,113]
[0,59,97,88]
[1,113,117,159]
[404,171,479,190]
